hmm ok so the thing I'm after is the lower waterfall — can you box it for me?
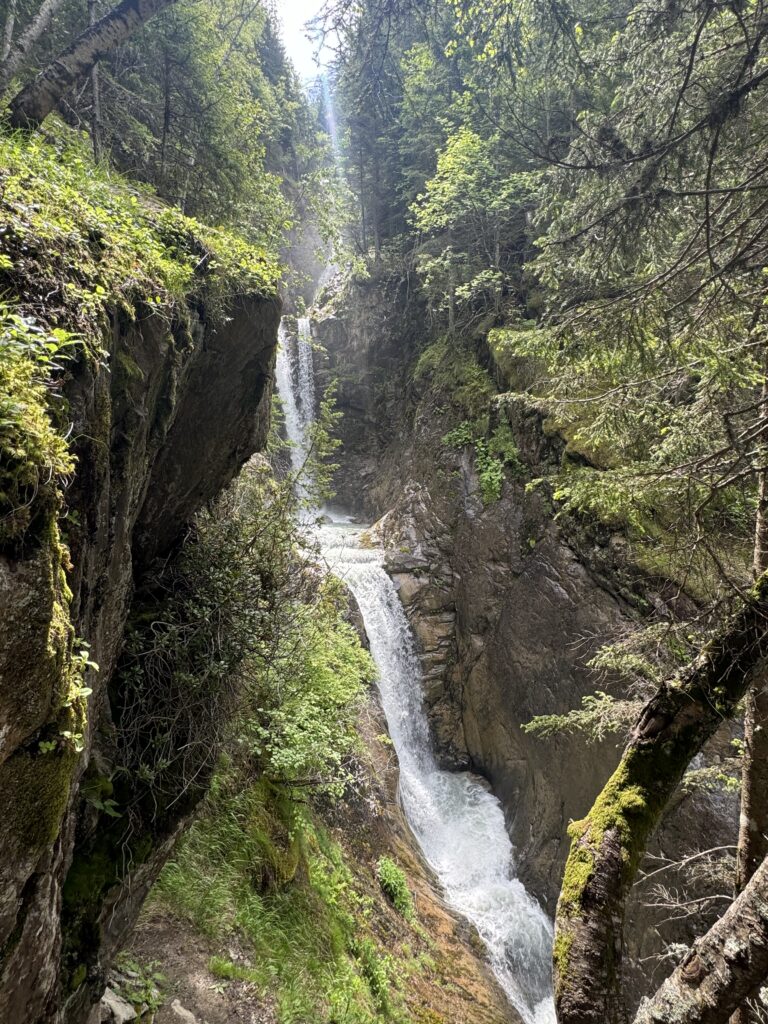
[276,319,556,1024]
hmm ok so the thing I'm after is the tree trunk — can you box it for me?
[159,47,172,181]
[735,682,768,894]
[731,359,768,1024]
[0,0,66,94]
[359,148,367,253]
[553,572,768,1024]
[633,854,768,1024]
[1,0,17,64]
[88,0,102,161]
[7,0,177,129]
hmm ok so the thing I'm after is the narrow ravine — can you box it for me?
[276,318,556,1024]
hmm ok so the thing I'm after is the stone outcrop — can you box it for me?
[0,291,280,1023]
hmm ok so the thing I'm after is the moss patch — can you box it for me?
[552,931,574,997]
[0,744,77,861]
[0,125,279,342]
[412,336,495,420]
[558,750,662,924]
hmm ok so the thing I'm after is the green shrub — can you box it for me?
[208,956,261,984]
[376,858,414,921]
[442,420,523,505]
[0,305,79,546]
[442,421,475,449]
[112,956,166,1014]
[350,937,392,1014]
[412,337,494,418]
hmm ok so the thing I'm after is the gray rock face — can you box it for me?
[312,275,426,517]
[381,470,633,906]
[0,293,280,1023]
[169,1000,199,1023]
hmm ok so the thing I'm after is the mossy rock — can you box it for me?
[0,519,82,765]
[248,781,303,890]
[0,744,77,884]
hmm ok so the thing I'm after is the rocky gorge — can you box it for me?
[0,129,284,1022]
[311,267,740,1007]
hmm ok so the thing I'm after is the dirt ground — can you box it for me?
[127,913,277,1024]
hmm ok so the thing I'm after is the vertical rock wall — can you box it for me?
[0,292,280,1023]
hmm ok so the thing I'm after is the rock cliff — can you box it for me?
[0,285,280,1023]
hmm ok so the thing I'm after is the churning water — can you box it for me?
[275,317,556,1024]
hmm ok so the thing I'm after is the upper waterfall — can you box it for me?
[274,317,316,501]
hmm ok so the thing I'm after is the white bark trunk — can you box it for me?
[7,0,177,128]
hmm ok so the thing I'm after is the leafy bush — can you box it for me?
[412,337,494,419]
[443,419,523,505]
[0,304,78,546]
[115,441,373,810]
[112,956,166,1014]
[376,858,414,921]
[442,421,475,449]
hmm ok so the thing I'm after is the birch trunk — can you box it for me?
[1,0,17,64]
[633,855,768,1024]
[88,0,102,161]
[7,0,177,128]
[0,0,66,94]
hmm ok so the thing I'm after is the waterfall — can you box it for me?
[274,317,316,496]
[296,317,316,420]
[274,315,556,1024]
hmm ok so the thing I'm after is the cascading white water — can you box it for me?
[274,317,316,498]
[319,525,556,1024]
[275,314,556,1024]
[296,317,316,417]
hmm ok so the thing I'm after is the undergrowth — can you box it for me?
[155,777,416,1023]
[0,125,280,342]
[443,419,523,504]
[412,336,493,420]
[0,304,79,546]
[376,858,414,921]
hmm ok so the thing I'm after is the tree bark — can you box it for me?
[6,0,178,129]
[731,356,768,1024]
[1,0,17,64]
[735,681,768,894]
[0,0,66,94]
[633,854,768,1024]
[553,572,768,1024]
[159,47,172,181]
[88,0,102,161]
